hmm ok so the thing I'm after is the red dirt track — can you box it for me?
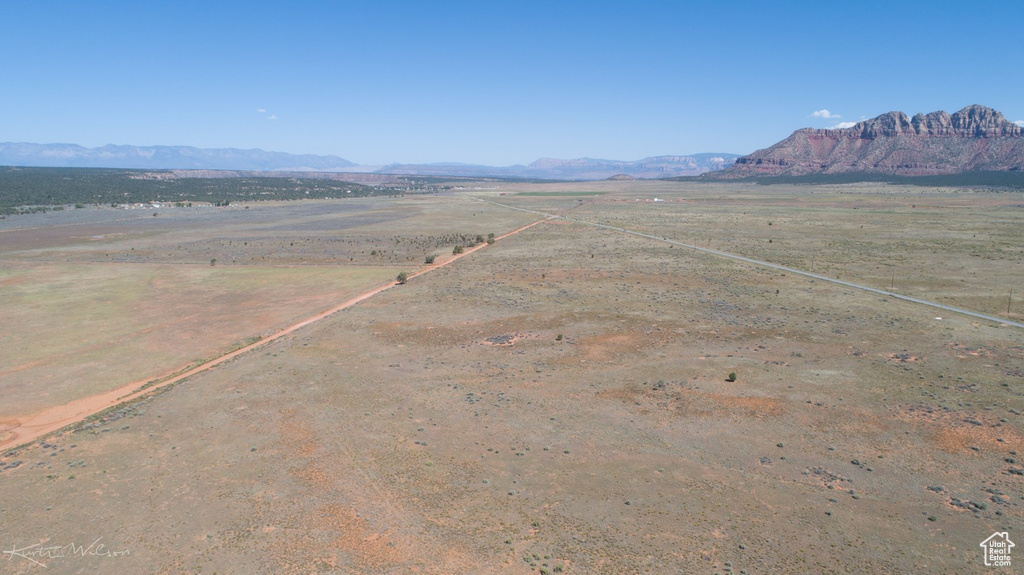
[0,217,548,450]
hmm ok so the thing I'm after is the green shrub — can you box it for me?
[453,245,464,254]
[425,254,436,264]
[396,271,408,284]
[727,372,737,382]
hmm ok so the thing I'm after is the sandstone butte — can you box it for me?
[715,104,1024,177]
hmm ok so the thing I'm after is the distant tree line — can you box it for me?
[0,167,397,213]
[745,171,1024,189]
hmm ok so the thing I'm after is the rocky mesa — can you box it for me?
[715,105,1024,177]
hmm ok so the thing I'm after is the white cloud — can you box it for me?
[832,121,857,129]
[1016,120,1024,127]
[257,108,267,113]
[267,115,278,121]
[811,109,841,119]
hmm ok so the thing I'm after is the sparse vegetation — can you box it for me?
[3,179,1022,574]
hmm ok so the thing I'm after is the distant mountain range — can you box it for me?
[0,142,359,172]
[375,155,738,179]
[0,142,737,180]
[713,105,1024,178]
[9,106,1024,182]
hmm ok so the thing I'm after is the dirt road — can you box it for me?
[474,197,1024,330]
[0,217,548,450]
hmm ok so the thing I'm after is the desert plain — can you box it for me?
[0,180,1022,574]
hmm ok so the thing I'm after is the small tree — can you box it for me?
[425,254,436,264]
[453,245,464,254]
[726,372,737,382]
[396,271,408,284]
[210,258,216,266]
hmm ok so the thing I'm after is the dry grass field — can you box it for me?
[0,182,1022,574]
[0,195,534,425]
[497,180,1024,319]
[0,263,401,419]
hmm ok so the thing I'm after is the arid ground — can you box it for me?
[1,181,1022,574]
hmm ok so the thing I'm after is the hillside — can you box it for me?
[714,105,1024,177]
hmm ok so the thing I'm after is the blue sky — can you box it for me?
[2,0,1022,165]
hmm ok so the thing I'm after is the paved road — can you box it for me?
[473,197,1024,330]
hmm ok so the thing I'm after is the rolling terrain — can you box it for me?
[0,181,1022,573]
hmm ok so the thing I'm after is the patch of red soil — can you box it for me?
[320,504,406,569]
[945,341,993,358]
[892,404,1024,453]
